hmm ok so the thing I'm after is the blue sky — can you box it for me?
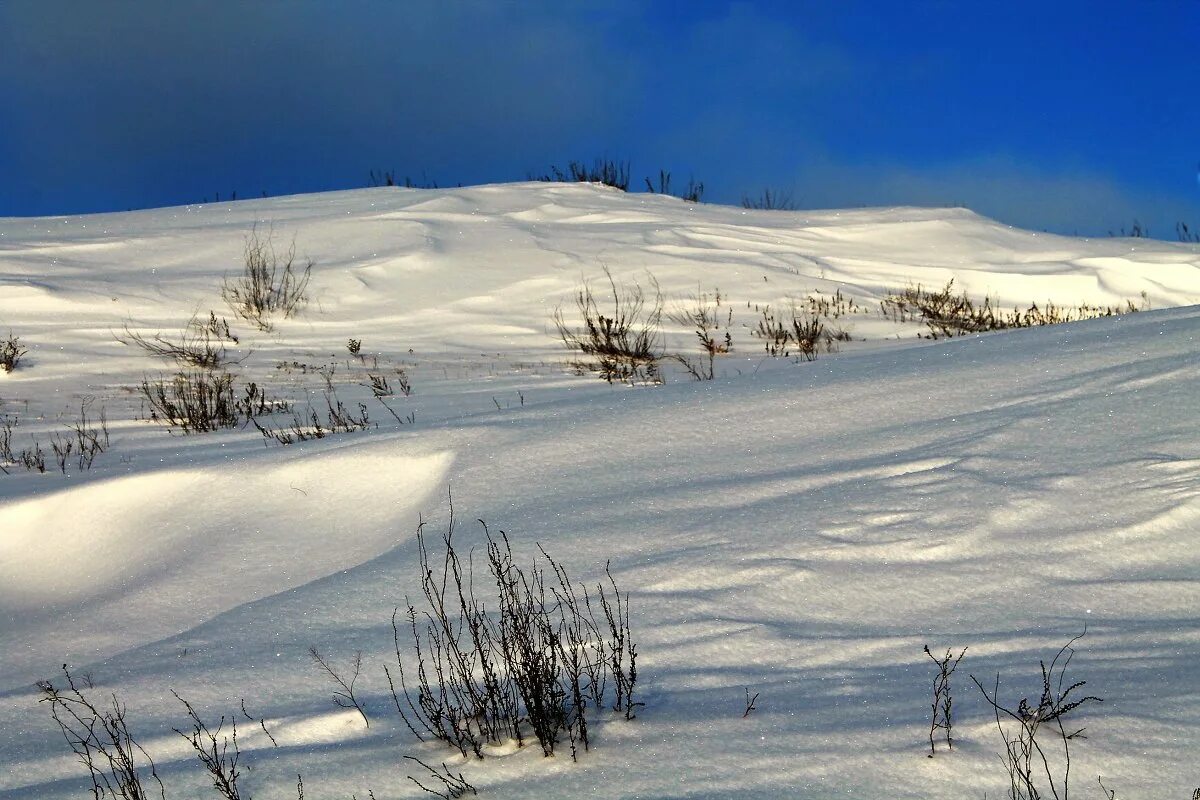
[2,0,1198,237]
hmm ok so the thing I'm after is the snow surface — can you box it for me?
[2,182,1199,798]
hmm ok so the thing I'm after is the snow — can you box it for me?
[2,182,1199,798]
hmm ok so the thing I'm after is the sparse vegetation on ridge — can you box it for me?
[13,181,1199,800]
[643,169,705,203]
[529,159,713,202]
[364,161,1200,245]
[549,273,1154,381]
[742,188,797,210]
[880,280,1148,339]
[531,159,631,191]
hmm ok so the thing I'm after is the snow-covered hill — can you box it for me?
[2,183,1199,799]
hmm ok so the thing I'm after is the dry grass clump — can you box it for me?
[388,509,640,761]
[1,333,27,373]
[120,312,238,369]
[38,666,165,800]
[138,372,283,434]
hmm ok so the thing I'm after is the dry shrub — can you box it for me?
[554,268,664,384]
[388,506,640,762]
[223,225,312,330]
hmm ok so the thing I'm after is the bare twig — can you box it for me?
[172,691,247,800]
[309,646,370,728]
[971,630,1102,800]
[37,665,165,800]
[404,755,477,798]
[743,687,759,718]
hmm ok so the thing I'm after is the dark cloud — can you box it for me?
[0,1,640,211]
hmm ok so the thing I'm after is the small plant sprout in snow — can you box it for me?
[365,368,412,399]
[240,699,279,748]
[924,644,966,756]
[395,368,413,397]
[743,687,759,718]
[363,373,393,397]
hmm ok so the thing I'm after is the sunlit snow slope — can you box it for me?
[1,183,1199,799]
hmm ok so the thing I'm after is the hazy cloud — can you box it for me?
[787,154,1200,237]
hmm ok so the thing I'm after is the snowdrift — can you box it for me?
[1,183,1199,798]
